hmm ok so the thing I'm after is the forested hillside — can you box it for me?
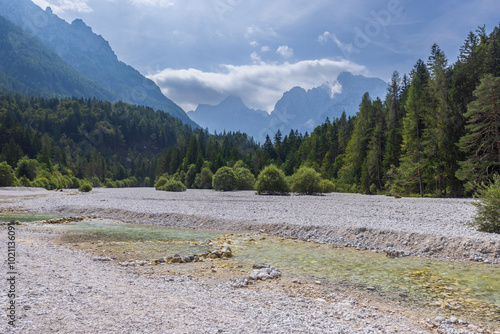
[0,25,499,197]
[0,15,116,100]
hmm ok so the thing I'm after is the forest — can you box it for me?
[0,24,499,197]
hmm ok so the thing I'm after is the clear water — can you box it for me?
[0,212,65,222]
[26,218,500,326]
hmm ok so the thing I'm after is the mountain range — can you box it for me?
[0,0,196,127]
[0,0,388,138]
[189,72,388,143]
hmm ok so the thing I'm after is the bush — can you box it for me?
[194,168,213,189]
[234,167,256,190]
[213,166,237,191]
[471,174,500,233]
[320,179,335,193]
[15,157,38,181]
[18,175,32,187]
[290,167,322,194]
[79,182,93,192]
[0,161,17,187]
[256,165,290,195]
[155,176,169,189]
[157,179,187,192]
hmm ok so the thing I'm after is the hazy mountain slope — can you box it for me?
[0,15,116,100]
[190,72,387,143]
[0,0,196,127]
[188,96,268,138]
[268,72,388,136]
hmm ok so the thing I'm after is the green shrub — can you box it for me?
[33,177,49,189]
[256,165,290,195]
[213,166,237,191]
[89,176,101,187]
[15,157,38,181]
[69,177,80,189]
[157,179,187,192]
[155,176,169,189]
[105,179,117,188]
[79,182,93,192]
[320,179,335,193]
[234,167,256,190]
[18,175,32,187]
[0,162,17,187]
[471,174,500,233]
[194,167,213,189]
[290,167,322,194]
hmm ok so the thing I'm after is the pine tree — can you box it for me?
[397,60,430,196]
[423,44,451,196]
[382,71,403,172]
[339,93,376,187]
[456,74,500,191]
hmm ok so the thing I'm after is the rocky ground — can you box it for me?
[1,187,500,333]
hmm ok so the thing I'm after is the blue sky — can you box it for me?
[32,0,500,112]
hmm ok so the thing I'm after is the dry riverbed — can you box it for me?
[1,187,500,333]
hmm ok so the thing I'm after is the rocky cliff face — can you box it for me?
[268,72,387,137]
[190,72,387,143]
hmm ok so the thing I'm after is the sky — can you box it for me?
[31,0,500,112]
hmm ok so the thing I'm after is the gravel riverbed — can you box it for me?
[1,187,500,333]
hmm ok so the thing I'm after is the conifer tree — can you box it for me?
[457,74,500,191]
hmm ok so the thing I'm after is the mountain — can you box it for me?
[0,15,117,100]
[190,72,387,143]
[188,96,268,136]
[0,0,196,127]
[268,72,388,137]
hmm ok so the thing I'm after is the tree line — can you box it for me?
[0,24,499,197]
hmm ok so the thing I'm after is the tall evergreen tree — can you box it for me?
[456,74,500,191]
[397,60,430,196]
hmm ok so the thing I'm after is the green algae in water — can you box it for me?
[0,212,65,222]
[49,219,500,325]
[54,220,229,259]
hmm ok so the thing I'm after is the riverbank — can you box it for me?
[1,187,500,333]
[2,187,499,264]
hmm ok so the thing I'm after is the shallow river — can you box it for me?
[2,213,499,328]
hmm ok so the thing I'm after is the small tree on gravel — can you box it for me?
[213,166,237,191]
[159,179,187,192]
[256,165,290,195]
[471,174,500,233]
[290,167,323,195]
[0,162,17,187]
[78,182,93,192]
[194,167,213,189]
[234,167,256,190]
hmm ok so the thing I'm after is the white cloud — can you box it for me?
[318,31,354,57]
[31,0,93,14]
[261,45,271,53]
[277,45,293,59]
[250,52,261,62]
[249,40,259,47]
[148,59,367,112]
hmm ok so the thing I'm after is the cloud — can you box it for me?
[250,52,261,62]
[261,45,271,53]
[277,45,294,59]
[148,59,368,112]
[318,31,354,56]
[31,0,93,14]
[249,41,259,47]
